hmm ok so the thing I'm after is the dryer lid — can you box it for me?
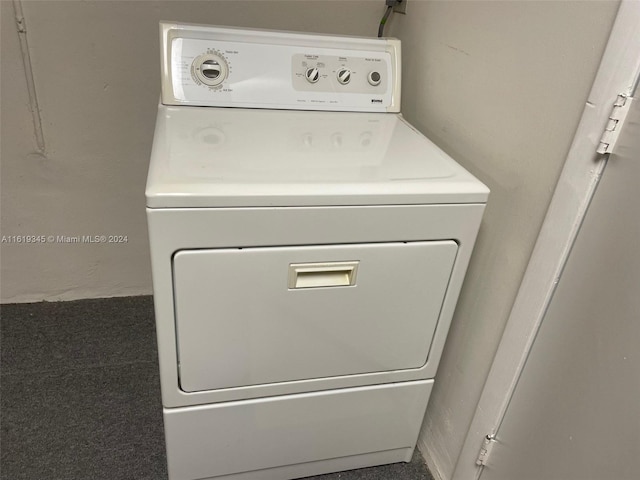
[146,105,489,208]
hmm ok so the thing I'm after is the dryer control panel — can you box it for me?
[161,22,401,112]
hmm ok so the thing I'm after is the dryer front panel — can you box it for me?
[172,241,457,393]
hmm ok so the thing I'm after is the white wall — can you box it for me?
[386,1,619,478]
[0,0,383,303]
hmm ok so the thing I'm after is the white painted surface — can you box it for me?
[149,21,486,476]
[457,2,640,478]
[178,449,415,480]
[164,381,431,480]
[147,204,485,408]
[0,0,384,303]
[173,241,457,393]
[146,18,489,478]
[384,1,621,478]
[479,67,640,480]
[146,106,489,208]
[161,22,400,111]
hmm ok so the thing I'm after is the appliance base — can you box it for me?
[164,380,432,480]
[190,448,414,480]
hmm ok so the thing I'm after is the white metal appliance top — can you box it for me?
[151,22,488,208]
[146,105,489,208]
[160,22,401,112]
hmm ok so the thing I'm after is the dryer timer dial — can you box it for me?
[193,53,229,87]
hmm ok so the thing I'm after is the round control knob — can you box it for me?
[337,68,352,85]
[192,53,229,87]
[368,71,382,86]
[305,67,320,84]
[201,60,222,79]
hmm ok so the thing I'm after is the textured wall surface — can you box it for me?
[0,0,383,302]
[387,1,619,478]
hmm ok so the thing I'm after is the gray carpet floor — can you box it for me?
[1,296,434,480]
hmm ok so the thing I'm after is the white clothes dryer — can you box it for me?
[146,22,488,480]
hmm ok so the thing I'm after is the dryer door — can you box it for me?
[173,241,457,392]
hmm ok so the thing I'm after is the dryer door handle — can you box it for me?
[288,261,359,289]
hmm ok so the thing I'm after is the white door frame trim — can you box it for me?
[452,2,640,479]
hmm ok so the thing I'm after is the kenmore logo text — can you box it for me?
[371,99,383,103]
